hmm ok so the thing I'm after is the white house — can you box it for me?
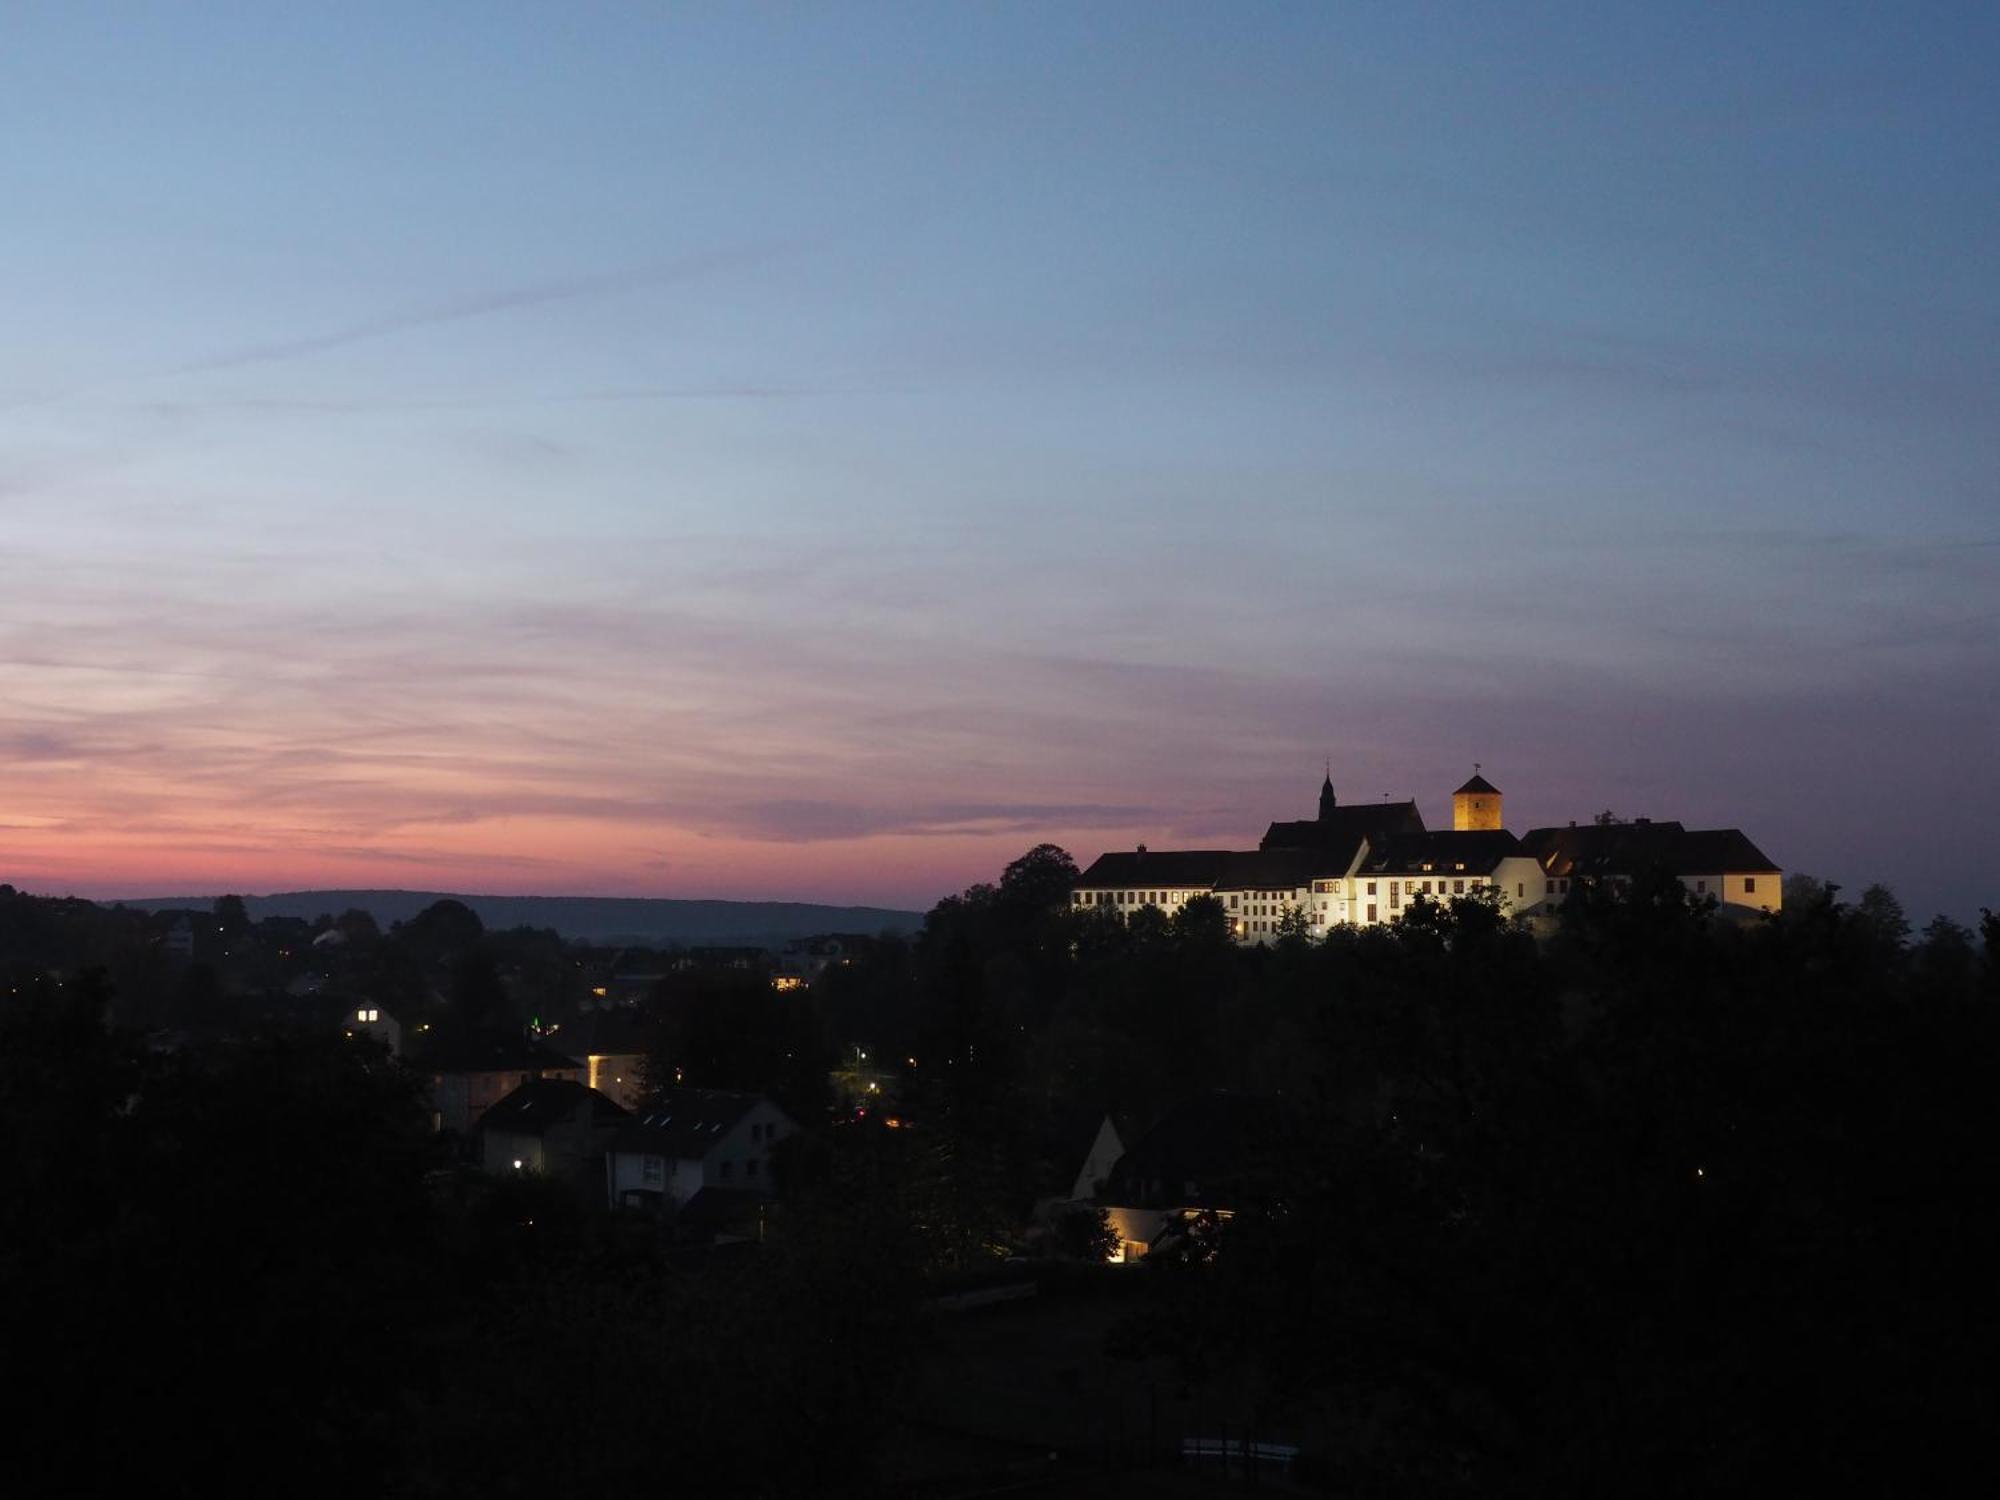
[604,1089,796,1213]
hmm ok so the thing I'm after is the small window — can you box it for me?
[1742,877,1755,893]
[1366,881,1377,896]
[1366,904,1377,922]
[747,1158,760,1178]
[720,1160,733,1180]
[1455,880,1465,894]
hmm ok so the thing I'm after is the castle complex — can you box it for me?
[1071,770,1781,943]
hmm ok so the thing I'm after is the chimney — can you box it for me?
[1136,843,1147,859]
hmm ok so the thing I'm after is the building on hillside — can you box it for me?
[420,1032,584,1135]
[1517,820,1782,914]
[343,1002,404,1057]
[478,1077,630,1180]
[1090,1093,1292,1262]
[161,913,195,960]
[603,1089,796,1214]
[561,1007,653,1112]
[1071,770,1782,943]
[775,933,875,986]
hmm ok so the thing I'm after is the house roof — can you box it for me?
[1073,850,1236,890]
[1454,773,1500,796]
[1208,847,1339,891]
[1518,822,1780,878]
[1260,800,1426,856]
[1076,846,1354,895]
[1098,1092,1293,1210]
[608,1088,774,1160]
[1356,829,1523,876]
[478,1078,629,1136]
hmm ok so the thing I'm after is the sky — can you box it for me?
[2,2,1995,922]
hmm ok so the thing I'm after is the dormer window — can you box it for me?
[358,1008,379,1023]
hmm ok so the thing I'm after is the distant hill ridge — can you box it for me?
[107,888,924,947]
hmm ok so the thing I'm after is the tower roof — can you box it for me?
[1454,772,1500,796]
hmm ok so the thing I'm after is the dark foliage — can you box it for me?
[2,866,1994,1495]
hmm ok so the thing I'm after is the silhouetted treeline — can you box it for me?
[2,867,1995,1493]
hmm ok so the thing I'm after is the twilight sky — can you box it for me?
[2,2,1996,921]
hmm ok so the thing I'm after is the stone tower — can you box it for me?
[1452,768,1502,831]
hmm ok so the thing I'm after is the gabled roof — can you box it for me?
[1518,822,1779,878]
[1209,847,1339,891]
[1260,800,1425,857]
[1356,829,1522,877]
[1073,850,1235,889]
[478,1078,629,1136]
[1099,1092,1293,1210]
[608,1089,777,1160]
[1454,773,1500,796]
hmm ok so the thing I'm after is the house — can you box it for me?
[161,913,195,959]
[560,1006,654,1112]
[775,933,875,986]
[1071,769,1783,940]
[604,1089,796,1214]
[1091,1093,1292,1262]
[420,1031,584,1135]
[1517,820,1781,913]
[1069,1114,1129,1204]
[342,1001,403,1057]
[478,1077,629,1180]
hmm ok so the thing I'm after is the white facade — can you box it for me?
[604,1097,796,1210]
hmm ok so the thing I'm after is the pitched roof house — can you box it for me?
[478,1077,629,1180]
[604,1089,795,1216]
[419,1031,583,1135]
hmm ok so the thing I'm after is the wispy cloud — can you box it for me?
[169,245,794,377]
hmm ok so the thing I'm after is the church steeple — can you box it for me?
[1318,764,1337,821]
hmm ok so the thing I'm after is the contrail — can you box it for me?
[171,244,793,377]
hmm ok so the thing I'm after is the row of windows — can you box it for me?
[1079,889,1190,908]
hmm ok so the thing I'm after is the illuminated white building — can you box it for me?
[1071,771,1781,942]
